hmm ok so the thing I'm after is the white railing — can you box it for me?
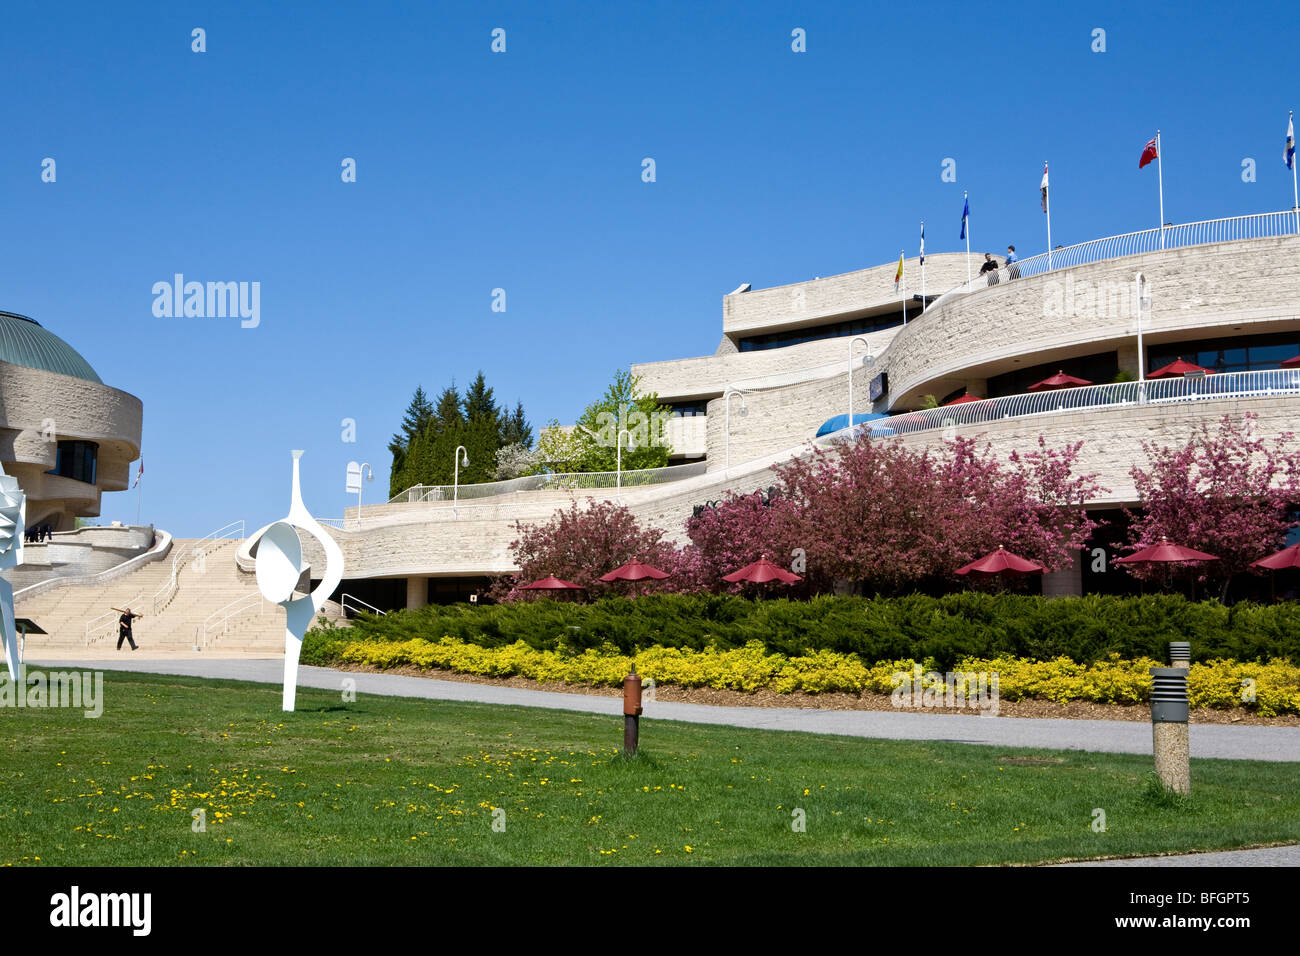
[84,592,142,646]
[317,518,345,529]
[152,520,245,615]
[934,210,1299,305]
[389,460,709,503]
[341,593,386,617]
[196,592,267,649]
[846,369,1300,439]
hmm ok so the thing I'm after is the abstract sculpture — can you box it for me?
[0,465,26,680]
[255,451,343,711]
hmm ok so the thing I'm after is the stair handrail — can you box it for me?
[152,520,245,615]
[196,590,267,649]
[341,593,386,617]
[84,592,143,646]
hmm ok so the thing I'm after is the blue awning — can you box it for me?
[815,412,887,437]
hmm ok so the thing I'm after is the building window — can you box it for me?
[1147,332,1300,375]
[45,440,98,485]
[667,400,709,417]
[737,311,909,352]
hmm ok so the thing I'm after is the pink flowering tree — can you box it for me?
[495,499,688,600]
[770,434,1103,594]
[1126,413,1300,598]
[683,487,804,592]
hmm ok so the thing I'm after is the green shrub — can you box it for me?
[304,594,1300,667]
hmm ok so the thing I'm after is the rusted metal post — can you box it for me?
[622,671,643,755]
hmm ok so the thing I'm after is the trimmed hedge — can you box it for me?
[303,593,1300,669]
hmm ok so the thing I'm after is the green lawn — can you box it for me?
[1,670,1297,866]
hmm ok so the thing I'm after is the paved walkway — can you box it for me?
[37,656,1300,763]
[1059,844,1300,866]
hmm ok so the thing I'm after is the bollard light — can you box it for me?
[1168,641,1191,668]
[622,671,643,756]
[1150,667,1190,794]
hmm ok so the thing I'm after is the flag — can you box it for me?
[1040,164,1049,213]
[133,458,143,489]
[960,196,969,240]
[1139,136,1158,169]
[919,222,925,265]
[1287,114,1296,170]
[894,252,903,288]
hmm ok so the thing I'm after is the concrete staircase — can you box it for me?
[11,537,330,657]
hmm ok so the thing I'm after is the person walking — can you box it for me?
[1005,245,1021,280]
[114,606,142,650]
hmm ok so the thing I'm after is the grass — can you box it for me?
[1,670,1298,866]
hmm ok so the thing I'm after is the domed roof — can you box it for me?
[0,311,102,383]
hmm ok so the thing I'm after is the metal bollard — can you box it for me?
[622,671,643,755]
[1168,641,1191,668]
[1150,667,1190,794]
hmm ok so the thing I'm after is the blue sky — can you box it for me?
[2,0,1297,536]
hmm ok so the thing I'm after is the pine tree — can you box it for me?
[501,401,534,449]
[388,386,435,482]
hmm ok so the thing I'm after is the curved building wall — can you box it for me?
[0,360,143,529]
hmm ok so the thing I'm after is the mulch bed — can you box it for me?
[332,662,1298,726]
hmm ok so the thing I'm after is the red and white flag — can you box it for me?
[1139,136,1158,169]
[133,457,144,488]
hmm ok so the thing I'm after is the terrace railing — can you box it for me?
[847,369,1300,439]
[933,209,1300,306]
[151,520,245,615]
[390,460,709,504]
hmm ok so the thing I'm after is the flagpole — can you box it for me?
[920,220,926,310]
[135,465,142,526]
[1291,111,1298,233]
[964,191,971,286]
[1045,161,1052,270]
[1156,129,1165,250]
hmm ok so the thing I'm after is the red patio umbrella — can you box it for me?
[955,546,1046,576]
[598,561,670,582]
[1280,355,1300,368]
[1027,370,1092,391]
[1250,543,1300,570]
[1114,540,1219,564]
[722,556,802,585]
[519,575,586,590]
[517,575,587,602]
[1147,357,1212,379]
[942,393,984,406]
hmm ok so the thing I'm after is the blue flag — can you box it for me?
[1287,114,1295,170]
[960,196,969,240]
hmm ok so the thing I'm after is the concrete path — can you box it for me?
[37,656,1300,763]
[1059,844,1300,866]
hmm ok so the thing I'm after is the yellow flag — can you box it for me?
[894,252,904,287]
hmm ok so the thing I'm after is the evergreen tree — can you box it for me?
[501,401,534,449]
[388,386,435,488]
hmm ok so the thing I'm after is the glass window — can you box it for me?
[45,440,98,484]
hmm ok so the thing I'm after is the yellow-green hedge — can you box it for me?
[337,637,1300,716]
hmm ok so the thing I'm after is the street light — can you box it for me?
[352,462,373,530]
[847,335,874,433]
[724,387,748,471]
[616,429,634,491]
[453,445,469,515]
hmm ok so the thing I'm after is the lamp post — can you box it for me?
[354,462,373,530]
[724,387,747,471]
[1135,272,1150,403]
[616,429,633,491]
[453,445,469,515]
[847,335,873,432]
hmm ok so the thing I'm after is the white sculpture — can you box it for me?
[255,451,344,711]
[0,465,26,680]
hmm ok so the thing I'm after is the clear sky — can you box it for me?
[3,0,1297,536]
